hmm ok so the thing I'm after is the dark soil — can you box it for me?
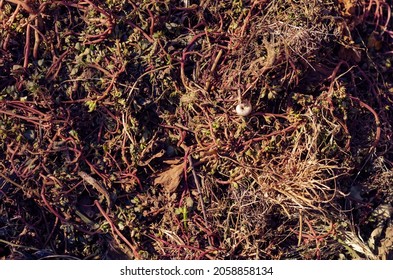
[1,0,393,259]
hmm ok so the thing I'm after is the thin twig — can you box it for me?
[5,0,35,14]
[187,154,212,246]
[94,200,141,259]
[78,171,112,211]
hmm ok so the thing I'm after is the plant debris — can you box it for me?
[1,0,393,259]
[153,159,184,193]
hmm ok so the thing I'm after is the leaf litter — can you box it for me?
[0,0,393,260]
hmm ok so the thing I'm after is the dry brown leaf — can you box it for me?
[153,158,184,193]
[139,149,165,166]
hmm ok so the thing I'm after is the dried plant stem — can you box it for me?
[23,23,31,69]
[5,0,35,14]
[94,200,141,259]
[188,155,209,227]
[78,171,112,211]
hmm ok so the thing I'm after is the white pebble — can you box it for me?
[236,101,252,116]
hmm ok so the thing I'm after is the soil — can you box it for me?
[1,0,393,259]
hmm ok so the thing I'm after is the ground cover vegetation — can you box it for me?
[1,0,393,259]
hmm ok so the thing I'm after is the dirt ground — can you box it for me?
[1,0,393,259]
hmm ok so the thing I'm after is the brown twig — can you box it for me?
[94,200,141,259]
[5,0,35,14]
[187,154,212,246]
[78,171,112,211]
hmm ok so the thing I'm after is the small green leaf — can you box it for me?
[85,100,97,112]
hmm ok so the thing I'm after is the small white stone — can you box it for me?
[236,101,252,116]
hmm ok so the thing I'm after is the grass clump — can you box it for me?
[1,0,393,259]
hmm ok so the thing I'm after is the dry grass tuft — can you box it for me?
[1,0,393,259]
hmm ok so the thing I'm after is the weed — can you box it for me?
[0,0,393,260]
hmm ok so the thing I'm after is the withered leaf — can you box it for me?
[153,158,184,193]
[139,149,165,166]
